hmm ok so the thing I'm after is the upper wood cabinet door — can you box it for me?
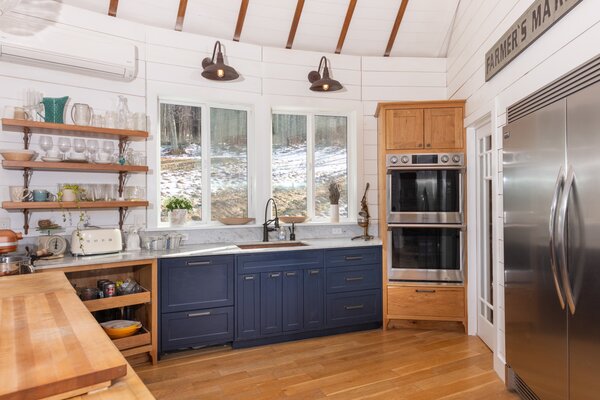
[423,108,464,150]
[385,109,424,150]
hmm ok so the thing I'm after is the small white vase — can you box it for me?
[170,209,188,225]
[330,204,339,223]
[61,189,77,202]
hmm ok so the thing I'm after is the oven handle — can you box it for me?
[386,166,466,171]
[459,169,464,219]
[386,172,392,222]
[387,223,465,229]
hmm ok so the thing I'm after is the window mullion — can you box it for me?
[307,113,315,219]
[202,105,211,223]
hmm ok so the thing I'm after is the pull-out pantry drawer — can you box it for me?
[387,285,465,320]
[326,289,382,327]
[161,306,234,351]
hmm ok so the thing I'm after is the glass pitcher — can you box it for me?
[116,95,130,129]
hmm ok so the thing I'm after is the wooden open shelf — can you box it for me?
[1,118,148,140]
[2,160,148,173]
[112,327,151,351]
[83,290,151,313]
[2,200,149,210]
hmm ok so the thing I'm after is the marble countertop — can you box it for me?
[34,237,382,270]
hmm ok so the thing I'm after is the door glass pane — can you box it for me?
[314,115,348,218]
[210,107,248,220]
[160,103,202,222]
[389,170,460,212]
[390,227,461,270]
[272,114,307,216]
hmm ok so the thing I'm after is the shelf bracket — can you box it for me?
[118,171,129,198]
[119,207,129,230]
[118,138,129,158]
[23,127,32,150]
[23,168,33,189]
[22,209,31,235]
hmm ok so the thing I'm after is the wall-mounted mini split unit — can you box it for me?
[0,27,137,81]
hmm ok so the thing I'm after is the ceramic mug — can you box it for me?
[33,189,57,202]
[3,106,15,119]
[9,186,32,202]
[13,107,30,120]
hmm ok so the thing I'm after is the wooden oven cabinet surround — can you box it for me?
[375,100,466,152]
[375,100,468,332]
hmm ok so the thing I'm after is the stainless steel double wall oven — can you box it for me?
[386,153,465,282]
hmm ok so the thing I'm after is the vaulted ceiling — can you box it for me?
[58,0,460,57]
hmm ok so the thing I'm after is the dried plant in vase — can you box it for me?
[328,181,341,223]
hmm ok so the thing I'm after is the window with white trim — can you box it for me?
[159,101,250,223]
[271,111,351,220]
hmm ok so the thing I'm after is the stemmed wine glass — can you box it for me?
[39,136,53,156]
[87,139,99,162]
[58,138,71,159]
[73,139,86,160]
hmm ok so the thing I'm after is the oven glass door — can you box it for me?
[388,226,463,282]
[387,169,462,224]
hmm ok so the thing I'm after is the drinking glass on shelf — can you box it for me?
[87,139,99,162]
[92,114,105,128]
[73,138,86,153]
[93,184,106,202]
[58,138,71,156]
[102,140,115,155]
[39,136,53,154]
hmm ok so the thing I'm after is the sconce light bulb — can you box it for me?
[322,83,329,91]
[217,69,225,78]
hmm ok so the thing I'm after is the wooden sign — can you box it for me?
[485,0,582,81]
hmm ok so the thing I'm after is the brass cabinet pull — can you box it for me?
[415,289,436,293]
[345,304,364,310]
[345,276,364,282]
[188,311,210,317]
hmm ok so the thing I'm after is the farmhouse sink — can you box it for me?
[236,241,309,250]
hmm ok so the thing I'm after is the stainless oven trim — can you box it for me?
[387,225,465,283]
[386,166,466,171]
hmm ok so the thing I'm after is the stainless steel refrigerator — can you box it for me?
[504,66,600,399]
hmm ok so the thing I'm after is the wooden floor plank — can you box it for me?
[135,328,518,399]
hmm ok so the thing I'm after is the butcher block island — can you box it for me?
[0,272,154,400]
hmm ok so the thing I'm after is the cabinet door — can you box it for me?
[260,271,282,336]
[423,107,464,150]
[304,268,325,330]
[385,109,424,150]
[282,270,303,332]
[236,274,260,340]
[161,307,233,352]
[161,255,234,313]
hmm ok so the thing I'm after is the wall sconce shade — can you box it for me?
[308,56,343,92]
[202,41,239,81]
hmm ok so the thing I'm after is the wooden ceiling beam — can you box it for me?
[384,0,409,57]
[108,0,119,17]
[233,0,249,42]
[335,0,357,54]
[286,0,305,49]
[175,0,188,31]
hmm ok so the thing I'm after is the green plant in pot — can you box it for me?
[164,195,193,226]
[57,184,87,254]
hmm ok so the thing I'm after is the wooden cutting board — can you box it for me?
[0,272,127,400]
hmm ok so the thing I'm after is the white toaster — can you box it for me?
[71,228,123,256]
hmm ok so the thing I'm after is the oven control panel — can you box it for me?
[386,153,464,168]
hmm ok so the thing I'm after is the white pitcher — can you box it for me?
[71,103,93,126]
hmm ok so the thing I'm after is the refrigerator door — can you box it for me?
[504,99,568,400]
[566,82,600,400]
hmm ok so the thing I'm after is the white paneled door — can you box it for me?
[475,123,495,351]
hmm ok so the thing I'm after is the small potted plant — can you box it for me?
[328,181,341,223]
[164,195,193,225]
[58,184,83,202]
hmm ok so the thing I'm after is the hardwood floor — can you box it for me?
[135,328,519,399]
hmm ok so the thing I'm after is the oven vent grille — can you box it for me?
[508,53,600,123]
[513,372,541,400]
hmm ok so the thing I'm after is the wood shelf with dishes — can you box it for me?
[0,118,150,234]
[41,259,158,364]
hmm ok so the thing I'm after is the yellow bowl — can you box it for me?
[100,320,142,339]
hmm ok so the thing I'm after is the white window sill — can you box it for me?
[148,219,359,232]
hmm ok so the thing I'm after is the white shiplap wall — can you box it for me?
[447,0,600,379]
[0,3,448,239]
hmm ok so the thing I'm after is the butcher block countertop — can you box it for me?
[0,272,154,400]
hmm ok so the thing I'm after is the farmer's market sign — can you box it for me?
[485,0,582,81]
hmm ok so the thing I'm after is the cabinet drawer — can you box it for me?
[324,247,381,268]
[161,306,233,352]
[387,285,465,320]
[161,255,234,313]
[326,264,381,293]
[326,290,381,327]
[236,250,322,274]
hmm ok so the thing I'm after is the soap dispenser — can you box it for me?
[278,225,287,241]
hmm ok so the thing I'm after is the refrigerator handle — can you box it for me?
[557,165,577,314]
[549,166,566,310]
